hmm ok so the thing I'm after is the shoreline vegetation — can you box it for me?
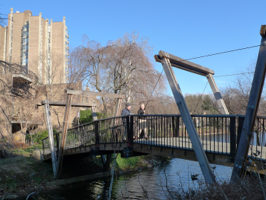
[1,145,266,199]
[0,143,170,198]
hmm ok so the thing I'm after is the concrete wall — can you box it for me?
[0,26,6,61]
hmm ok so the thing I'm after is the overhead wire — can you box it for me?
[182,44,262,62]
[214,72,254,77]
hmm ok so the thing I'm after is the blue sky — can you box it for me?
[1,0,266,95]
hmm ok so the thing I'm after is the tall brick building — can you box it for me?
[0,8,69,84]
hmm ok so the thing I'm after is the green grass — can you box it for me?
[0,156,54,195]
[115,154,147,171]
[12,143,43,157]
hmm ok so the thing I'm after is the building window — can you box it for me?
[22,38,28,44]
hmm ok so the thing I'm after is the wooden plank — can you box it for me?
[46,172,111,186]
[66,89,125,99]
[231,27,266,182]
[206,74,229,114]
[56,94,73,178]
[160,57,216,184]
[44,101,57,178]
[155,55,207,76]
[155,51,214,76]
[11,120,43,125]
[38,101,92,107]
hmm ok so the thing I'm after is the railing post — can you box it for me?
[56,133,59,156]
[237,116,245,146]
[42,140,45,155]
[230,117,236,162]
[172,116,179,137]
[95,121,100,151]
[127,116,133,150]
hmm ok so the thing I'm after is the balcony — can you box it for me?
[13,74,32,85]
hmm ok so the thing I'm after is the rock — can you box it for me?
[32,149,42,160]
[4,195,19,199]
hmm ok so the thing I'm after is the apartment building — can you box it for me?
[0,8,69,84]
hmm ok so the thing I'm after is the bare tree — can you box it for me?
[69,32,166,113]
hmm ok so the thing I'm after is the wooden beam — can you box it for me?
[56,94,73,178]
[231,25,266,182]
[155,51,214,76]
[43,100,57,178]
[113,98,122,126]
[260,25,266,37]
[11,120,42,125]
[206,74,229,114]
[161,57,216,184]
[38,101,92,107]
[66,89,125,99]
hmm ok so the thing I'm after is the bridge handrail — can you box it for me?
[42,114,266,162]
[42,114,266,142]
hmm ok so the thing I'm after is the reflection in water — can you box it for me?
[22,158,232,199]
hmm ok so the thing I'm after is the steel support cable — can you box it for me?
[183,44,262,62]
[145,69,164,107]
[192,81,209,113]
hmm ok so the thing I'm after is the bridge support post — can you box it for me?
[231,25,266,182]
[101,154,112,171]
[91,99,97,121]
[56,94,73,179]
[160,56,216,184]
[113,98,122,126]
[44,100,57,178]
[206,74,229,115]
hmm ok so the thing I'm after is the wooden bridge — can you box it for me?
[42,114,266,176]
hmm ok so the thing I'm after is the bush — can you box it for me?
[26,129,57,144]
[79,109,106,124]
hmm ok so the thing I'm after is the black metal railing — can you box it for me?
[42,116,126,154]
[42,114,266,161]
[132,115,234,156]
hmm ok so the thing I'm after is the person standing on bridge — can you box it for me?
[137,103,148,139]
[121,103,133,141]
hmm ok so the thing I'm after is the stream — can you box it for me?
[21,158,232,200]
